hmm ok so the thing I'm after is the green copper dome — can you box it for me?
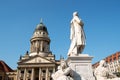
[35,22,48,34]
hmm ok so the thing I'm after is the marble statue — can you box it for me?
[68,11,86,56]
[52,59,73,80]
[94,60,118,80]
[94,60,108,80]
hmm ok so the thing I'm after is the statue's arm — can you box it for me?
[75,16,84,27]
[63,67,71,75]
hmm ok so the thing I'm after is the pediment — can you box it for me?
[20,56,53,64]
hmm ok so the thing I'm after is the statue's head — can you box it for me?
[60,59,67,69]
[73,11,78,17]
[99,60,106,66]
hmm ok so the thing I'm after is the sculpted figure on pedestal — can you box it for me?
[94,60,108,80]
[68,11,86,56]
[94,60,117,80]
[52,59,73,80]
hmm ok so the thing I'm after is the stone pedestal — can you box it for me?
[67,54,95,80]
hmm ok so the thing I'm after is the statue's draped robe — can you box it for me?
[68,15,86,56]
[52,67,73,80]
[94,66,108,80]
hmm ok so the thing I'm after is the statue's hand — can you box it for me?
[63,67,71,75]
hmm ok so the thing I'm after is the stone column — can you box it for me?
[17,69,20,80]
[53,67,55,73]
[31,68,34,80]
[32,42,34,52]
[46,68,48,80]
[41,41,43,51]
[39,68,41,80]
[23,68,26,80]
[33,41,36,52]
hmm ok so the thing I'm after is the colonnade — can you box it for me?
[17,67,55,80]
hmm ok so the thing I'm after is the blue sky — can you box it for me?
[0,0,120,69]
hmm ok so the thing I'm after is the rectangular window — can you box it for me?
[42,70,46,73]
[114,57,116,61]
[110,59,112,62]
[50,78,53,80]
[28,70,32,73]
[42,78,45,80]
[21,70,24,73]
[49,70,53,73]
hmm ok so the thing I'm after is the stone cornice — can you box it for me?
[18,63,56,68]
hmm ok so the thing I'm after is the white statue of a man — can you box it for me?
[52,59,73,80]
[68,11,86,56]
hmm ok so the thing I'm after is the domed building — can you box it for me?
[30,22,50,56]
[16,21,60,80]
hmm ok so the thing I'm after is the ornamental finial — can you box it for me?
[40,18,43,23]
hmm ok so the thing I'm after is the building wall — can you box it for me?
[0,70,17,80]
[0,60,16,80]
[6,72,17,80]
[17,67,56,80]
[0,72,5,80]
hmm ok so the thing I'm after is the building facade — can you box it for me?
[0,60,16,80]
[16,21,60,80]
[93,52,120,73]
[0,21,61,80]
